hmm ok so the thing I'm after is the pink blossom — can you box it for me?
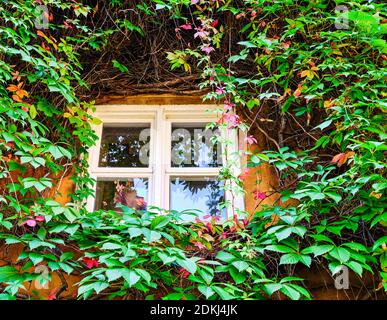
[64,20,73,30]
[223,113,241,129]
[191,0,199,4]
[21,215,45,227]
[217,112,241,129]
[48,288,58,300]
[21,219,37,227]
[238,168,251,181]
[193,242,205,250]
[245,135,257,145]
[206,222,214,233]
[82,256,99,269]
[209,76,214,81]
[224,100,235,111]
[178,268,190,278]
[116,183,125,192]
[180,24,192,30]
[282,41,291,49]
[215,87,226,95]
[253,190,268,200]
[201,44,214,55]
[194,27,209,39]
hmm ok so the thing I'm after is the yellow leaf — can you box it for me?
[37,30,46,38]
[91,117,102,125]
[300,69,318,80]
[7,85,18,92]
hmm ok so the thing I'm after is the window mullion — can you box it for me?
[152,108,165,209]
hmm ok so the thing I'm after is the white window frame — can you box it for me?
[87,104,244,219]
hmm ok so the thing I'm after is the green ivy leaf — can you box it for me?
[122,269,141,287]
[198,285,215,299]
[329,247,350,263]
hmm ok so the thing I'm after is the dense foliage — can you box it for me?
[0,0,386,300]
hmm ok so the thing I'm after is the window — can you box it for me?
[87,104,244,220]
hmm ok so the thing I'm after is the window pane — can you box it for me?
[171,123,222,168]
[98,124,150,167]
[94,178,148,211]
[170,177,226,220]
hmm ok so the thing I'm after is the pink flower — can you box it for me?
[206,222,214,233]
[21,219,37,227]
[180,24,192,30]
[193,242,205,250]
[82,256,99,269]
[48,288,58,300]
[209,76,214,81]
[238,168,251,181]
[21,215,45,227]
[217,113,241,129]
[224,113,241,129]
[116,183,125,192]
[245,135,257,145]
[221,232,229,239]
[215,87,226,95]
[194,27,209,39]
[178,268,190,278]
[253,190,268,200]
[63,20,73,30]
[191,0,199,4]
[281,41,291,49]
[201,44,214,54]
[224,100,235,111]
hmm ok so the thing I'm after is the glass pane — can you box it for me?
[98,124,150,167]
[94,178,148,211]
[171,123,222,168]
[170,177,226,220]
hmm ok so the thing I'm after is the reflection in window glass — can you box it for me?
[94,178,148,211]
[171,123,221,168]
[98,125,150,168]
[170,177,226,220]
